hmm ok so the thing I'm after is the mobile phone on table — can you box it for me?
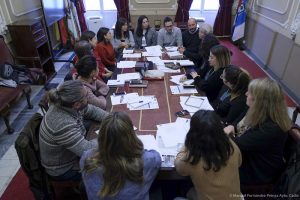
[175,110,190,117]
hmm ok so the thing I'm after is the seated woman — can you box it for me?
[190,45,231,102]
[75,55,109,110]
[111,18,135,60]
[80,112,161,200]
[95,27,116,72]
[175,110,242,200]
[134,15,157,49]
[224,78,292,186]
[80,31,113,80]
[213,66,251,125]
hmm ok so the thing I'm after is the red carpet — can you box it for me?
[0,40,297,200]
[0,169,34,200]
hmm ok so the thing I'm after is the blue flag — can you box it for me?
[232,0,248,42]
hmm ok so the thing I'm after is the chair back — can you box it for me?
[0,35,14,64]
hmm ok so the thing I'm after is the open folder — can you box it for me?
[184,96,204,108]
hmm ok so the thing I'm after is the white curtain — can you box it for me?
[0,13,7,35]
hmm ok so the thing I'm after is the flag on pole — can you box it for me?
[232,0,248,42]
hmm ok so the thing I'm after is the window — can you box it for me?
[84,0,116,11]
[190,0,219,11]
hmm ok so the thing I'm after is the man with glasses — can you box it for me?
[157,16,183,47]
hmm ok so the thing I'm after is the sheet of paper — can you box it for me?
[156,65,181,73]
[177,60,194,66]
[123,49,134,54]
[127,96,159,110]
[122,53,141,58]
[107,79,125,87]
[110,93,139,105]
[117,72,141,81]
[165,46,178,52]
[137,135,160,153]
[184,96,205,108]
[170,85,197,94]
[117,61,136,68]
[180,96,214,114]
[167,51,183,58]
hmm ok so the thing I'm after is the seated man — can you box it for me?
[178,18,201,55]
[157,16,182,48]
[39,80,108,180]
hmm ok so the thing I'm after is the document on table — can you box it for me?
[169,74,194,85]
[110,93,139,105]
[123,49,134,54]
[177,60,194,67]
[137,135,161,155]
[170,85,197,94]
[117,72,141,81]
[156,118,190,148]
[107,79,125,87]
[117,61,137,68]
[180,96,214,115]
[127,96,159,110]
[144,45,162,57]
[165,46,178,52]
[122,53,141,58]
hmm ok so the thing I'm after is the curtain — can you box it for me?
[75,0,88,32]
[113,0,131,22]
[175,0,193,23]
[213,0,233,36]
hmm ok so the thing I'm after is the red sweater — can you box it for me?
[95,42,115,67]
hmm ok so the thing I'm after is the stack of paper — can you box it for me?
[137,135,161,155]
[107,79,125,87]
[117,61,136,68]
[117,72,141,82]
[123,49,134,54]
[127,96,159,110]
[167,51,183,59]
[180,96,214,115]
[170,85,197,94]
[177,60,194,67]
[110,93,139,105]
[123,53,141,58]
[144,45,162,57]
[165,46,178,52]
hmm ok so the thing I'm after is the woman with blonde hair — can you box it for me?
[224,78,292,185]
[80,112,161,200]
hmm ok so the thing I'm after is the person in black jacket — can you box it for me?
[178,18,201,55]
[224,78,292,185]
[190,45,231,102]
[213,66,251,125]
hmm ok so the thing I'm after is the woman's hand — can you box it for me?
[178,46,185,54]
[190,72,199,79]
[179,75,187,82]
[224,125,235,135]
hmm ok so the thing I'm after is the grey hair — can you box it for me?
[199,23,213,35]
[48,80,85,106]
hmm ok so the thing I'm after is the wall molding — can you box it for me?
[256,0,290,15]
[252,0,297,28]
[134,0,171,4]
[9,0,41,17]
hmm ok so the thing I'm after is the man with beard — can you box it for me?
[39,80,108,181]
[178,18,201,55]
[157,16,182,47]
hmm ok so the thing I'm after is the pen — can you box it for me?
[120,95,124,103]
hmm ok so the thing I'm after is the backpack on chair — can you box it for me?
[15,113,53,200]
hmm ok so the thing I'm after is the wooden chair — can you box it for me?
[0,35,32,133]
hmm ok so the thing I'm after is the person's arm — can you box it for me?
[143,150,161,185]
[85,86,107,109]
[176,28,183,47]
[157,29,164,47]
[128,31,135,48]
[83,104,108,121]
[193,70,223,94]
[174,149,190,176]
[150,28,158,46]
[55,124,98,157]
[94,79,109,96]
[134,32,141,49]
[222,96,248,124]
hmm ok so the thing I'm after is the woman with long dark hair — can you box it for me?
[175,110,242,199]
[80,112,161,200]
[111,18,135,59]
[134,15,157,49]
[213,65,251,124]
[95,27,116,72]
